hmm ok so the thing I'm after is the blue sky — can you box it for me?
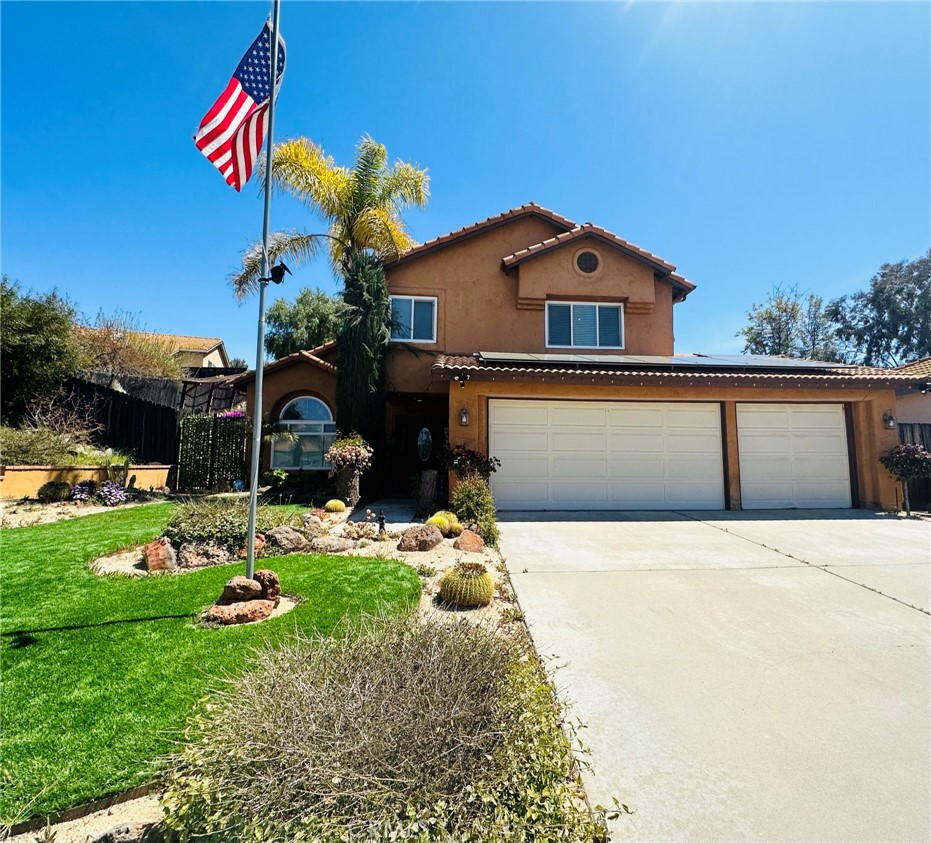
[2,1,929,363]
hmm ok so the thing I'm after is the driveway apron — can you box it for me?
[500,511,931,842]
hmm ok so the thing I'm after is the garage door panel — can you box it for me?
[609,457,666,480]
[737,404,851,509]
[490,400,724,511]
[490,404,549,427]
[552,457,607,479]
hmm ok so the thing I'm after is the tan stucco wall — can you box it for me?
[0,465,171,499]
[446,380,901,511]
[384,216,679,393]
[896,392,931,424]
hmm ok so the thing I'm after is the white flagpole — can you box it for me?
[246,0,281,581]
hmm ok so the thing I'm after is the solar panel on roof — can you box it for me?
[477,351,855,370]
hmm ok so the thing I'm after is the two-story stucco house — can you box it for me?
[239,203,924,511]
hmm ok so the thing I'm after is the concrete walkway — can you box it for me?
[499,510,931,842]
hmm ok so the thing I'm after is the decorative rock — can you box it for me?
[265,525,311,553]
[237,533,266,559]
[178,541,232,569]
[143,536,176,571]
[303,513,324,530]
[204,599,275,625]
[219,575,262,603]
[311,536,354,553]
[90,823,164,843]
[253,569,281,606]
[397,524,444,552]
[453,529,485,553]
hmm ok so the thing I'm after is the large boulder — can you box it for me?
[265,525,311,554]
[253,569,281,606]
[204,599,275,626]
[219,575,262,603]
[453,529,485,553]
[397,524,444,553]
[311,536,354,554]
[90,823,163,843]
[143,537,176,572]
[178,541,232,569]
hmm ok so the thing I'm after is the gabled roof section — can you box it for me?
[895,357,931,378]
[389,203,576,266]
[500,223,696,299]
[233,348,336,386]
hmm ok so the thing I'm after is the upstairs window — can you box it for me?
[546,302,624,349]
[390,296,437,343]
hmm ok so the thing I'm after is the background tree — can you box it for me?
[228,357,248,369]
[826,250,931,366]
[75,311,184,380]
[0,276,84,423]
[737,284,841,360]
[265,288,343,359]
[231,136,429,446]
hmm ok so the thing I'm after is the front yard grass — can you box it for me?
[0,504,421,823]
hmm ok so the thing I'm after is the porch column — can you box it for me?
[722,401,742,510]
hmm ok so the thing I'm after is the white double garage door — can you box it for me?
[489,399,852,511]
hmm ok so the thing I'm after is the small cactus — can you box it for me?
[426,514,451,534]
[433,510,460,525]
[447,522,464,537]
[439,561,495,609]
[324,499,346,513]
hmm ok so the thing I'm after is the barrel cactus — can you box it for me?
[324,499,346,513]
[438,561,495,609]
[427,511,462,537]
[426,514,452,535]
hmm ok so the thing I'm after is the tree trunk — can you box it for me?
[902,480,911,516]
[336,468,361,508]
[417,470,437,518]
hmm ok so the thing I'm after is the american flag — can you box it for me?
[194,22,286,192]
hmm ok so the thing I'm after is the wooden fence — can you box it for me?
[898,422,931,510]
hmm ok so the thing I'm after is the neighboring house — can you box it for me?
[238,203,925,511]
[893,358,931,424]
[136,332,231,369]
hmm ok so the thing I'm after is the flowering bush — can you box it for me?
[220,410,246,419]
[69,480,98,502]
[443,444,501,479]
[879,443,931,481]
[97,480,127,507]
[325,436,374,474]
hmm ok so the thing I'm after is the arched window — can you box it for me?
[270,396,337,470]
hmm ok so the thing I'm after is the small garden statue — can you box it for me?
[325,435,374,509]
[879,442,931,516]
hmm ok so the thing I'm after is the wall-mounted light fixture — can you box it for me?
[882,411,897,429]
[453,372,471,388]
[459,407,470,426]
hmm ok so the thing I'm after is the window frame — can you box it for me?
[270,396,338,471]
[544,301,625,350]
[389,295,438,344]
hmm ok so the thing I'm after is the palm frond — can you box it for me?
[377,160,430,213]
[231,231,325,300]
[351,208,415,261]
[260,138,349,220]
[348,136,388,222]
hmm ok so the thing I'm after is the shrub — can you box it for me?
[443,443,501,480]
[324,435,374,474]
[324,499,346,513]
[0,426,71,466]
[439,561,495,608]
[163,500,302,550]
[162,615,608,842]
[97,480,127,507]
[69,479,98,502]
[880,443,931,515]
[36,480,70,503]
[261,468,288,487]
[450,475,500,547]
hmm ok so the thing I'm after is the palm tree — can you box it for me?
[231,135,429,298]
[231,135,429,452]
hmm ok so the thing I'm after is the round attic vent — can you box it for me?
[576,251,599,274]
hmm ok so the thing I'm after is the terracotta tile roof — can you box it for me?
[233,348,336,385]
[895,357,931,378]
[500,223,695,296]
[433,353,923,386]
[389,203,576,265]
[78,327,225,354]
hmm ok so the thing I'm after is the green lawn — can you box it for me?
[0,505,420,822]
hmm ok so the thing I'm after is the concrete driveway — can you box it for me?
[499,511,931,842]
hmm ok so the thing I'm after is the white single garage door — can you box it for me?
[488,399,725,511]
[737,403,851,509]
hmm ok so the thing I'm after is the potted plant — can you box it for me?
[324,435,373,508]
[879,443,931,515]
